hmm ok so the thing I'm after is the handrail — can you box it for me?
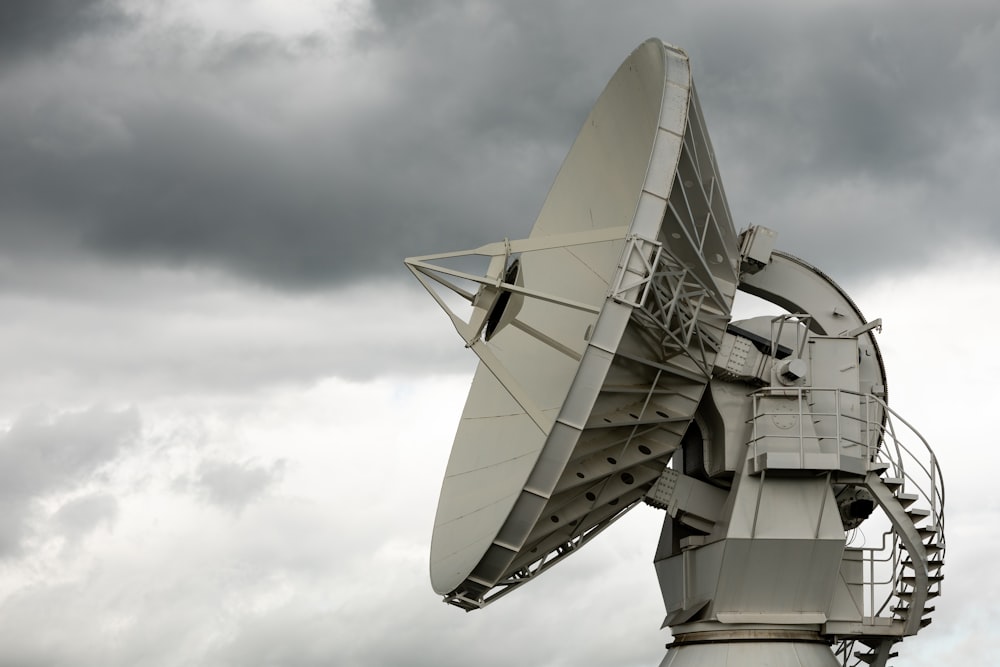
[747,388,944,514]
[749,384,945,663]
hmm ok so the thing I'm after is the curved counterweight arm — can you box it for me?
[737,238,888,401]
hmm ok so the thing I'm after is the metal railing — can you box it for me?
[747,387,880,468]
[802,392,945,667]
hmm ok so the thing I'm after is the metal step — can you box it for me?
[906,507,931,524]
[917,524,940,540]
[898,589,940,602]
[854,649,899,665]
[901,574,944,586]
[881,476,904,491]
[895,492,918,508]
[903,558,944,571]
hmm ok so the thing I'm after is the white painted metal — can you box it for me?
[406,38,943,667]
[662,636,841,667]
[406,38,739,607]
[646,229,943,667]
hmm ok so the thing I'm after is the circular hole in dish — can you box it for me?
[638,445,652,455]
[621,472,635,485]
[484,259,521,340]
[607,457,617,465]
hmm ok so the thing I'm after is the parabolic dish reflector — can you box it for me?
[406,39,741,608]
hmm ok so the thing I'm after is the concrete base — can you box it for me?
[660,635,838,667]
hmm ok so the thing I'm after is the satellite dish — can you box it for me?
[408,38,740,603]
[406,39,944,667]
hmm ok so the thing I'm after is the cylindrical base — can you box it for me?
[660,630,838,667]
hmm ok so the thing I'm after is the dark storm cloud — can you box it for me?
[0,0,130,61]
[675,3,1000,279]
[204,31,327,71]
[0,1,997,291]
[0,407,138,555]
[0,1,617,288]
[0,23,549,288]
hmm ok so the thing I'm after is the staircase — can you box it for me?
[831,398,945,667]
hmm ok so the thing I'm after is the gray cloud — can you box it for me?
[0,407,138,556]
[0,407,138,498]
[202,509,669,667]
[203,31,328,71]
[675,3,1000,279]
[0,5,992,666]
[0,0,130,62]
[52,492,119,541]
[0,1,997,294]
[192,458,285,511]
[0,259,473,407]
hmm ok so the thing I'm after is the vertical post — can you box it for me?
[930,454,938,519]
[681,548,690,611]
[835,389,842,467]
[869,549,876,619]
[865,394,872,465]
[798,386,805,468]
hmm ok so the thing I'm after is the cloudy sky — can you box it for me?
[0,0,997,665]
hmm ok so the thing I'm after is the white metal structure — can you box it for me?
[405,39,943,667]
